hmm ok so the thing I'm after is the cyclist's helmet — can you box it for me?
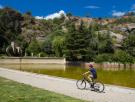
[88,64,93,68]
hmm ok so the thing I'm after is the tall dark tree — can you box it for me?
[0,7,23,54]
[0,7,23,41]
[65,21,92,61]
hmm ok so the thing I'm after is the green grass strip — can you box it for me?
[0,77,87,102]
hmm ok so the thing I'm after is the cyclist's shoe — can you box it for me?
[91,88,95,91]
[91,83,94,88]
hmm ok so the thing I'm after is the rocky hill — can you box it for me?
[0,7,135,58]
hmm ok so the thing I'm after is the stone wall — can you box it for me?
[0,57,66,64]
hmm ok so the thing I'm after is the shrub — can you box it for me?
[94,53,113,63]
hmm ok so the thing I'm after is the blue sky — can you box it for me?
[0,0,135,18]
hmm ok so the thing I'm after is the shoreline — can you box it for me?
[0,67,135,102]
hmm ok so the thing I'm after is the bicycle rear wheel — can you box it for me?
[94,82,105,92]
[76,79,86,89]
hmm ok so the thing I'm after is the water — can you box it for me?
[0,63,135,88]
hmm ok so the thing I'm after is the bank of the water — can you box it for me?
[22,67,135,88]
[1,67,135,102]
[0,62,135,88]
[0,77,86,102]
[0,57,66,64]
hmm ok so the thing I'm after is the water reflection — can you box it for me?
[0,63,135,88]
[0,63,135,71]
[0,64,66,71]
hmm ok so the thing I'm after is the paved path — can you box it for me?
[0,67,135,102]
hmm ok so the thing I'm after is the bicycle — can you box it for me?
[76,76,105,92]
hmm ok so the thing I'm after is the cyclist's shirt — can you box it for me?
[89,68,97,79]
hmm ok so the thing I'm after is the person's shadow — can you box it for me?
[77,85,106,93]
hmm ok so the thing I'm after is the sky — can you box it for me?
[0,0,135,18]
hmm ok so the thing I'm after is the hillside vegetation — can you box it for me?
[0,7,135,65]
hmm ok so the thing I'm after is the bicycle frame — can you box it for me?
[82,77,95,86]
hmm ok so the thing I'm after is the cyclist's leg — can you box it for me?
[89,76,95,90]
[87,75,93,82]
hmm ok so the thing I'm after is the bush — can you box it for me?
[94,53,113,63]
[113,50,134,69]
[0,54,8,58]
[39,52,48,57]
[27,40,41,56]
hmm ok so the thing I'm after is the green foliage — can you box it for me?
[41,19,55,33]
[42,39,54,56]
[97,31,114,54]
[39,52,48,57]
[49,30,65,40]
[123,32,135,57]
[115,16,135,24]
[65,22,93,61]
[0,7,22,41]
[0,77,85,102]
[0,7,23,55]
[0,6,134,63]
[94,53,113,63]
[26,40,41,56]
[52,15,65,28]
[113,50,134,66]
[52,36,65,57]
[42,30,66,56]
[16,35,29,55]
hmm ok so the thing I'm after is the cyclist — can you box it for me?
[83,64,97,89]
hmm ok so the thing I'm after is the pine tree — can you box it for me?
[65,21,92,61]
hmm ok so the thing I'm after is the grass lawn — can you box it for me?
[0,77,87,102]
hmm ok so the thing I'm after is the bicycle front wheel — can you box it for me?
[94,82,105,92]
[76,79,86,89]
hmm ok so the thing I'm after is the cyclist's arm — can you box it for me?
[83,71,90,75]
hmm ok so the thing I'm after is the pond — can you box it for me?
[0,64,135,88]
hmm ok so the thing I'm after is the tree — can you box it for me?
[123,32,135,57]
[41,38,54,56]
[113,50,134,69]
[65,21,92,61]
[52,36,65,57]
[16,35,29,56]
[0,7,23,55]
[97,31,114,54]
[26,40,41,56]
[94,53,113,63]
[0,35,9,53]
[0,7,23,41]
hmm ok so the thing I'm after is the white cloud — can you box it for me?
[45,10,66,20]
[85,5,100,9]
[0,5,3,9]
[35,10,66,20]
[35,16,45,19]
[112,10,125,17]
